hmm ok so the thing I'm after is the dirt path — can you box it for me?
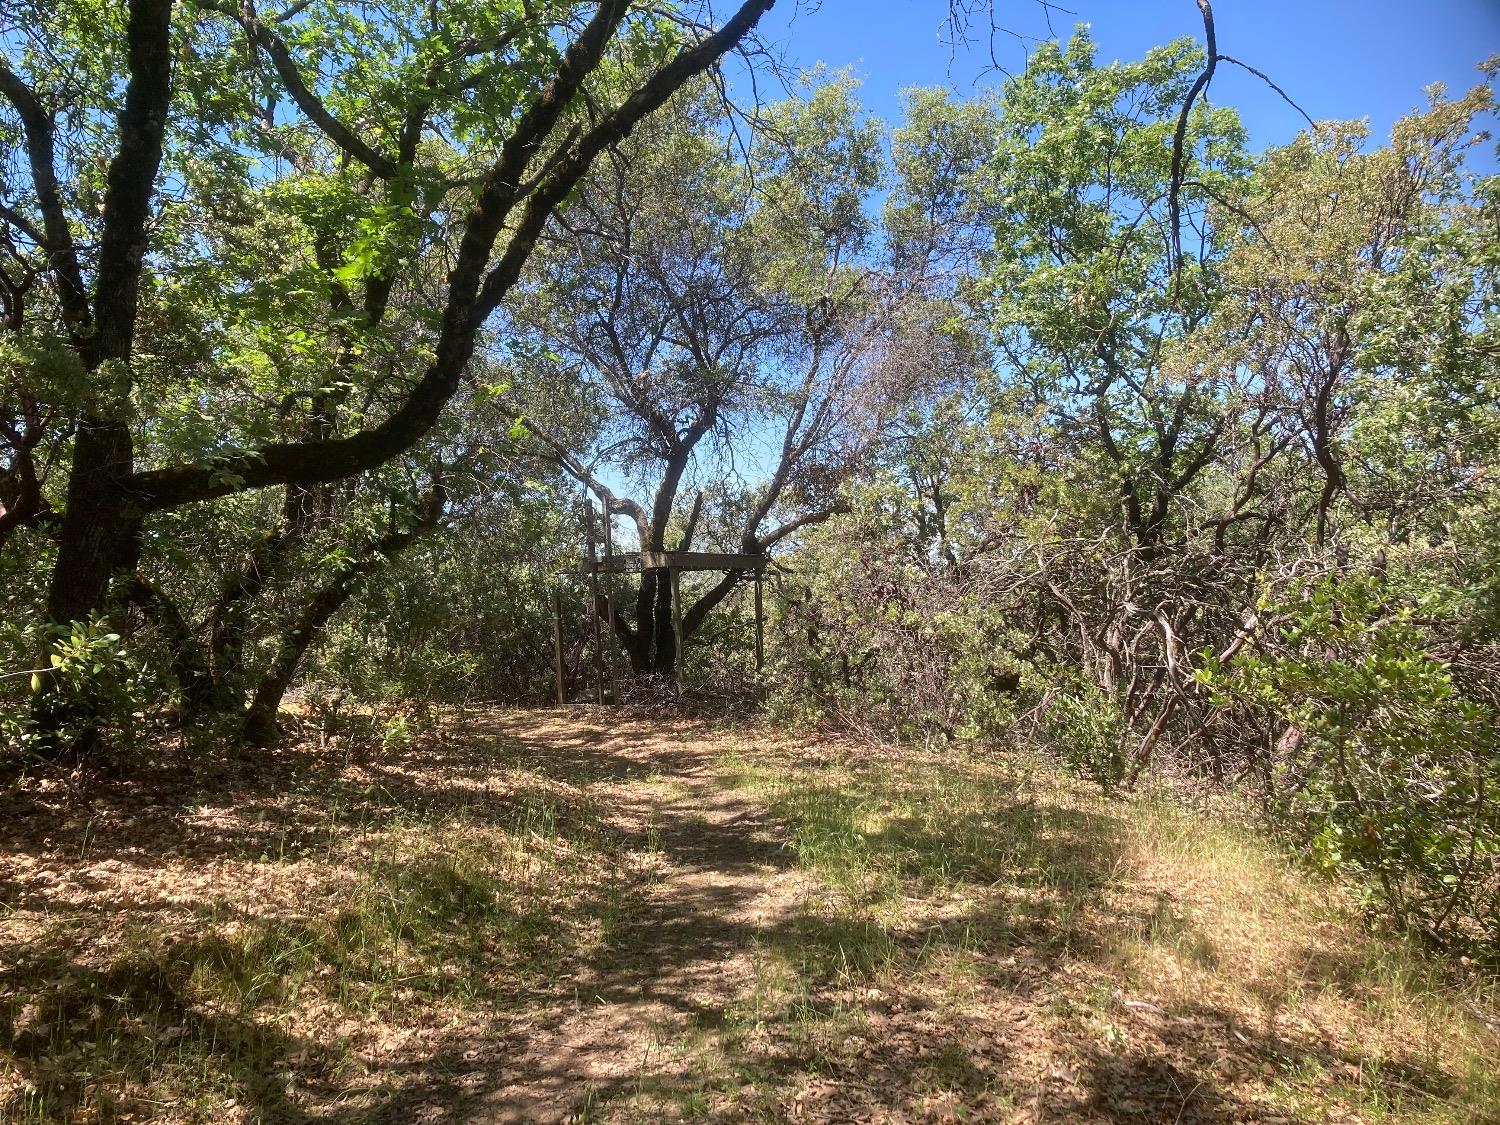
[465,711,811,1123]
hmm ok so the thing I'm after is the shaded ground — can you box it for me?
[2,710,1497,1123]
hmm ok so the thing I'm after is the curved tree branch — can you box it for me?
[205,0,401,178]
[517,413,651,537]
[129,0,776,514]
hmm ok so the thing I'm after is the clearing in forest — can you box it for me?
[2,711,1497,1123]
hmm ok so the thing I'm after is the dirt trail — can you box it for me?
[467,711,810,1123]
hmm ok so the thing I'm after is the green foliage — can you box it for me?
[769,40,1500,959]
[1204,576,1500,954]
[1035,669,1131,793]
[1,611,156,768]
[766,475,1020,745]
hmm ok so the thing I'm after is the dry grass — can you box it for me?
[2,711,1496,1123]
[707,736,1500,1123]
[0,713,659,1122]
[1112,797,1500,1123]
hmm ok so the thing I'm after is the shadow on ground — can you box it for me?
[1,710,1479,1123]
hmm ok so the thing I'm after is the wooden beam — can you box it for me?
[573,550,767,575]
[640,550,766,572]
[576,554,641,575]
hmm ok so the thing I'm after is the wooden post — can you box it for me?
[552,581,566,706]
[603,505,616,703]
[585,501,605,705]
[670,565,685,699]
[754,567,764,672]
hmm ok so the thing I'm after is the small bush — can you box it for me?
[1207,576,1500,955]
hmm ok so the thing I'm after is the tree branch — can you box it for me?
[126,0,777,514]
[0,64,92,331]
[90,0,175,368]
[759,504,845,549]
[517,414,651,536]
[1167,0,1217,282]
[206,0,400,179]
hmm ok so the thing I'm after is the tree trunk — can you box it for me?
[127,577,215,712]
[208,481,330,712]
[45,421,138,627]
[242,614,325,747]
[242,485,443,746]
[650,573,677,673]
[30,0,174,750]
[32,420,142,755]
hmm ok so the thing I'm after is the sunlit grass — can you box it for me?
[715,737,1500,1124]
[6,719,1496,1123]
[1113,798,1500,1123]
[0,788,648,1122]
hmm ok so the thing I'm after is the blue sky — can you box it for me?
[752,0,1500,161]
[596,1,1500,532]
